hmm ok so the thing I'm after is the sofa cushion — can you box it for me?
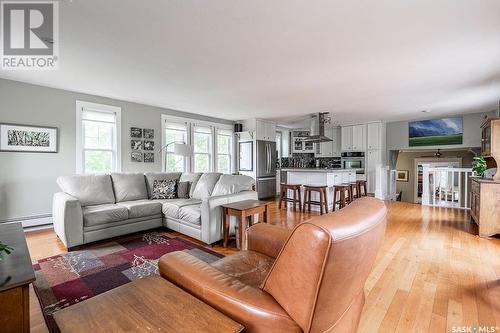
[57,174,115,206]
[177,181,190,199]
[179,173,202,197]
[151,179,177,199]
[82,204,128,227]
[178,205,202,225]
[144,172,182,198]
[117,200,162,218]
[212,175,255,196]
[191,173,222,200]
[111,173,148,202]
[161,199,202,219]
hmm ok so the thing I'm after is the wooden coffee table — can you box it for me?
[54,275,244,333]
[222,200,271,249]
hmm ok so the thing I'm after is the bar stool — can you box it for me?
[356,180,368,197]
[303,185,328,215]
[278,184,302,212]
[333,184,350,211]
[348,182,359,202]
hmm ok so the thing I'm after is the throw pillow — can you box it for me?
[177,181,191,199]
[151,179,177,199]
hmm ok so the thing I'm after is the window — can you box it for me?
[216,129,233,174]
[76,101,121,174]
[276,132,282,159]
[164,122,188,172]
[161,115,233,173]
[193,125,213,172]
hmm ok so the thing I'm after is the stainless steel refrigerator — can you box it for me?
[256,140,277,199]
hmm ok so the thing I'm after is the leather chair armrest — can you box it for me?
[159,251,300,333]
[246,223,291,258]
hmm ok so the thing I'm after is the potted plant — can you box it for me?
[0,241,14,261]
[472,156,487,177]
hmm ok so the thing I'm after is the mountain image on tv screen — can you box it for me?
[408,117,463,147]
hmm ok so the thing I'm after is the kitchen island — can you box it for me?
[280,168,357,211]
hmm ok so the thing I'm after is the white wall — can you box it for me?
[386,111,496,151]
[0,79,232,224]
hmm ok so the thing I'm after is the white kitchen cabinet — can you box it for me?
[292,137,315,153]
[315,127,341,157]
[341,126,353,151]
[341,125,366,151]
[366,149,381,194]
[367,122,381,150]
[255,120,276,141]
[352,124,366,151]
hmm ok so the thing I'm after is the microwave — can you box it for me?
[341,152,365,174]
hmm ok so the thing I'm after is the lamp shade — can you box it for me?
[173,143,193,156]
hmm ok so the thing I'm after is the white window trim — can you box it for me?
[161,114,233,173]
[76,100,122,174]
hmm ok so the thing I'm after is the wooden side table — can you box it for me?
[222,200,271,249]
[0,223,35,333]
[54,275,244,333]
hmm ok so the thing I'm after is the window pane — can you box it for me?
[165,154,185,172]
[83,120,113,149]
[217,155,230,174]
[84,150,112,174]
[217,135,230,154]
[194,154,210,172]
[165,129,186,152]
[194,133,210,153]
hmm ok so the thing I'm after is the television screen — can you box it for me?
[408,117,463,147]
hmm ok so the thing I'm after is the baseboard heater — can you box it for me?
[0,214,53,228]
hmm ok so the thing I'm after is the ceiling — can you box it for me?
[1,0,500,124]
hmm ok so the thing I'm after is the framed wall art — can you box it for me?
[0,123,58,153]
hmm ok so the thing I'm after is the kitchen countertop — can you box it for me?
[279,168,358,173]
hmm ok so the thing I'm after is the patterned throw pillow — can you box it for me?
[177,181,191,199]
[152,179,177,199]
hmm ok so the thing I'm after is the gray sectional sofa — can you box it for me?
[53,172,256,249]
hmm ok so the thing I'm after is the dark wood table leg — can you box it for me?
[223,208,229,248]
[238,211,246,250]
[265,204,270,223]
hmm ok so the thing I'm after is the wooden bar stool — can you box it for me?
[348,182,358,202]
[303,185,328,215]
[356,180,368,197]
[333,184,350,211]
[278,184,302,212]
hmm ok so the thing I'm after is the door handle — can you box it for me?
[267,144,271,173]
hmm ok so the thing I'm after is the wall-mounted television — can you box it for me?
[408,117,463,147]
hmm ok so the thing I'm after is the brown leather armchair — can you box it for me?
[159,197,387,333]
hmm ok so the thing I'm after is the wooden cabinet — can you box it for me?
[0,223,35,333]
[341,126,353,151]
[341,124,366,151]
[470,178,500,237]
[315,127,341,157]
[255,120,276,141]
[352,124,366,151]
[366,150,381,194]
[367,122,381,150]
[292,131,314,153]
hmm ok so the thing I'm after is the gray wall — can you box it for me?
[386,111,496,151]
[0,79,233,223]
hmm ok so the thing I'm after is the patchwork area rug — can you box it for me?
[32,231,223,333]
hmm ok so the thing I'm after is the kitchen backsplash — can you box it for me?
[279,154,341,169]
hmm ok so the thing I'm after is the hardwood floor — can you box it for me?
[26,201,500,333]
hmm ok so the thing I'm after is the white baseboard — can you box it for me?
[0,214,53,228]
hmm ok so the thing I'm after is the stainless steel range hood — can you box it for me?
[303,113,333,143]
